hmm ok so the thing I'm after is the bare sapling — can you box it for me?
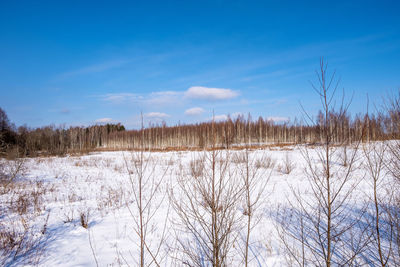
[278,58,368,266]
[341,144,348,167]
[277,152,295,174]
[363,141,392,266]
[384,90,400,265]
[235,149,272,267]
[123,114,169,267]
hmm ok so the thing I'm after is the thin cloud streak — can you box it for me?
[267,116,290,122]
[98,93,140,104]
[97,86,240,107]
[185,107,205,116]
[184,86,239,100]
[147,91,182,105]
[145,112,170,119]
[57,59,129,79]
[207,114,228,121]
[95,118,113,123]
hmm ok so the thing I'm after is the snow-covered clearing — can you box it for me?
[0,143,397,266]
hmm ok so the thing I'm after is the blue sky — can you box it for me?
[0,1,399,129]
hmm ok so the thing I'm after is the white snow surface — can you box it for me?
[1,143,395,266]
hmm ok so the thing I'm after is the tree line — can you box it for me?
[0,103,399,156]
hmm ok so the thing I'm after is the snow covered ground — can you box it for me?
[0,143,396,266]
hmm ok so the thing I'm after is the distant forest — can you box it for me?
[1,101,399,156]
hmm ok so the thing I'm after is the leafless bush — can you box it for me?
[166,157,176,166]
[189,158,204,177]
[0,149,53,265]
[13,193,30,215]
[96,186,125,214]
[233,152,248,164]
[102,158,113,168]
[277,152,295,174]
[80,210,90,229]
[0,214,48,266]
[0,156,26,194]
[73,158,99,168]
[113,163,124,173]
[62,205,75,223]
[254,154,275,169]
[0,171,50,266]
[31,180,47,214]
[170,150,242,266]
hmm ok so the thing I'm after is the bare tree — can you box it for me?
[362,141,393,266]
[386,90,400,180]
[277,58,368,266]
[123,114,169,267]
[235,149,272,267]
[385,194,400,266]
[384,90,400,265]
[169,117,243,266]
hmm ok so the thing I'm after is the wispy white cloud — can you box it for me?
[49,107,83,115]
[60,108,70,114]
[97,86,239,108]
[147,91,182,105]
[184,86,239,101]
[184,107,205,116]
[267,116,289,122]
[98,93,140,104]
[98,91,181,106]
[208,114,228,121]
[145,112,170,119]
[58,60,129,79]
[95,118,113,123]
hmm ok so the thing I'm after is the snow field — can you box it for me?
[1,143,395,266]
